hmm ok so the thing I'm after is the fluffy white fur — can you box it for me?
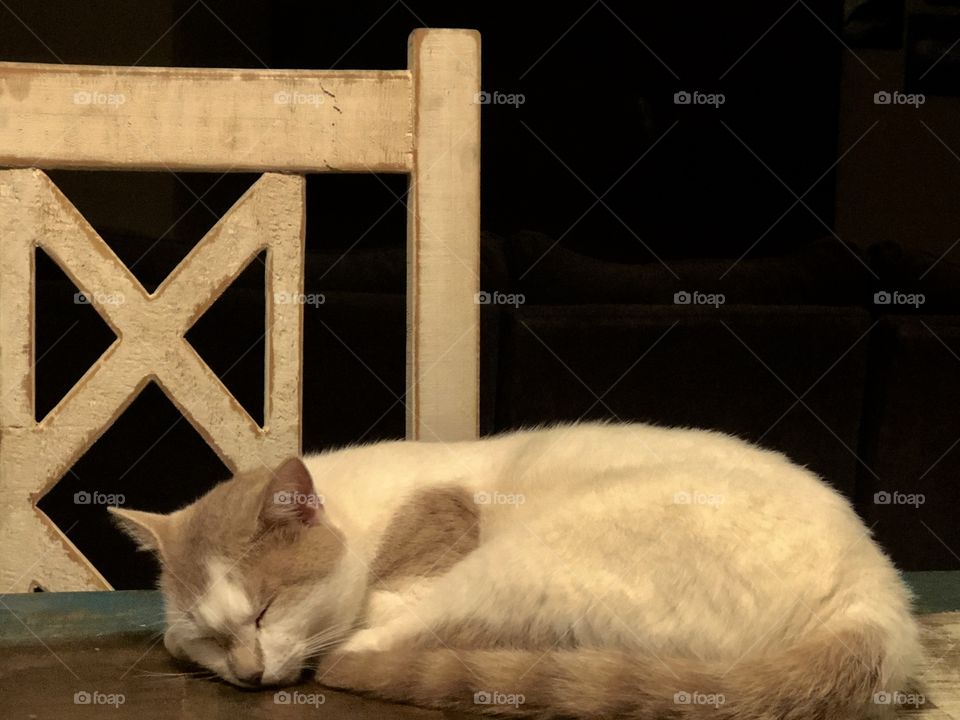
[310,423,919,675]
[120,422,922,716]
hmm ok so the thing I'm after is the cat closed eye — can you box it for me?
[255,601,272,629]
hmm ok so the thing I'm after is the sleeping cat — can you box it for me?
[111,422,922,718]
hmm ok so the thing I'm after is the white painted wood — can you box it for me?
[0,28,483,590]
[0,64,412,172]
[406,29,481,442]
[0,170,304,591]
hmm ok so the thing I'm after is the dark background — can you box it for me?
[2,0,959,587]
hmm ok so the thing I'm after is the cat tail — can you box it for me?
[315,625,907,718]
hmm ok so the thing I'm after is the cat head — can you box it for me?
[111,458,357,687]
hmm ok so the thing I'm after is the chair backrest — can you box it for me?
[0,29,480,591]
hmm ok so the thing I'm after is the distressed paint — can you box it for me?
[0,590,164,644]
[0,170,305,591]
[0,29,481,591]
[0,64,413,172]
[405,29,481,442]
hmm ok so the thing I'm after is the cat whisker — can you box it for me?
[303,634,347,649]
[300,627,354,650]
[302,634,353,657]
[300,621,355,643]
[303,629,351,647]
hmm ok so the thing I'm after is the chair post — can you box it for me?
[406,29,482,442]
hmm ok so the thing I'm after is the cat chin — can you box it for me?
[226,665,306,689]
[259,633,319,685]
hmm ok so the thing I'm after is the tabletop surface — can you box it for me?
[2,572,959,719]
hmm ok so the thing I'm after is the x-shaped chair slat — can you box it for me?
[0,169,304,590]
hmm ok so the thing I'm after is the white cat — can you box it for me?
[112,422,922,718]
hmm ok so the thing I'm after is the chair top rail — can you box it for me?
[0,61,413,172]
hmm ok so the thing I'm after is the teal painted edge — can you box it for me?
[0,574,956,645]
[903,571,960,614]
[0,590,164,645]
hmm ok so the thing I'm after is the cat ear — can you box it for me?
[260,457,323,529]
[109,507,171,555]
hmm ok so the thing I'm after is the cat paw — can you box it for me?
[364,590,408,626]
[339,628,390,654]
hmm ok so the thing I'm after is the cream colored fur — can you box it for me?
[113,422,922,718]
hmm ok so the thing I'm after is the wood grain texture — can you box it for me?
[0,63,412,172]
[910,611,960,718]
[0,170,305,591]
[0,592,956,716]
[405,29,481,442]
[1,595,957,717]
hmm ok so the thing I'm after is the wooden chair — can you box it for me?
[0,29,480,591]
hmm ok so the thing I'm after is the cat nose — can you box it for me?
[237,670,263,686]
[228,645,264,686]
